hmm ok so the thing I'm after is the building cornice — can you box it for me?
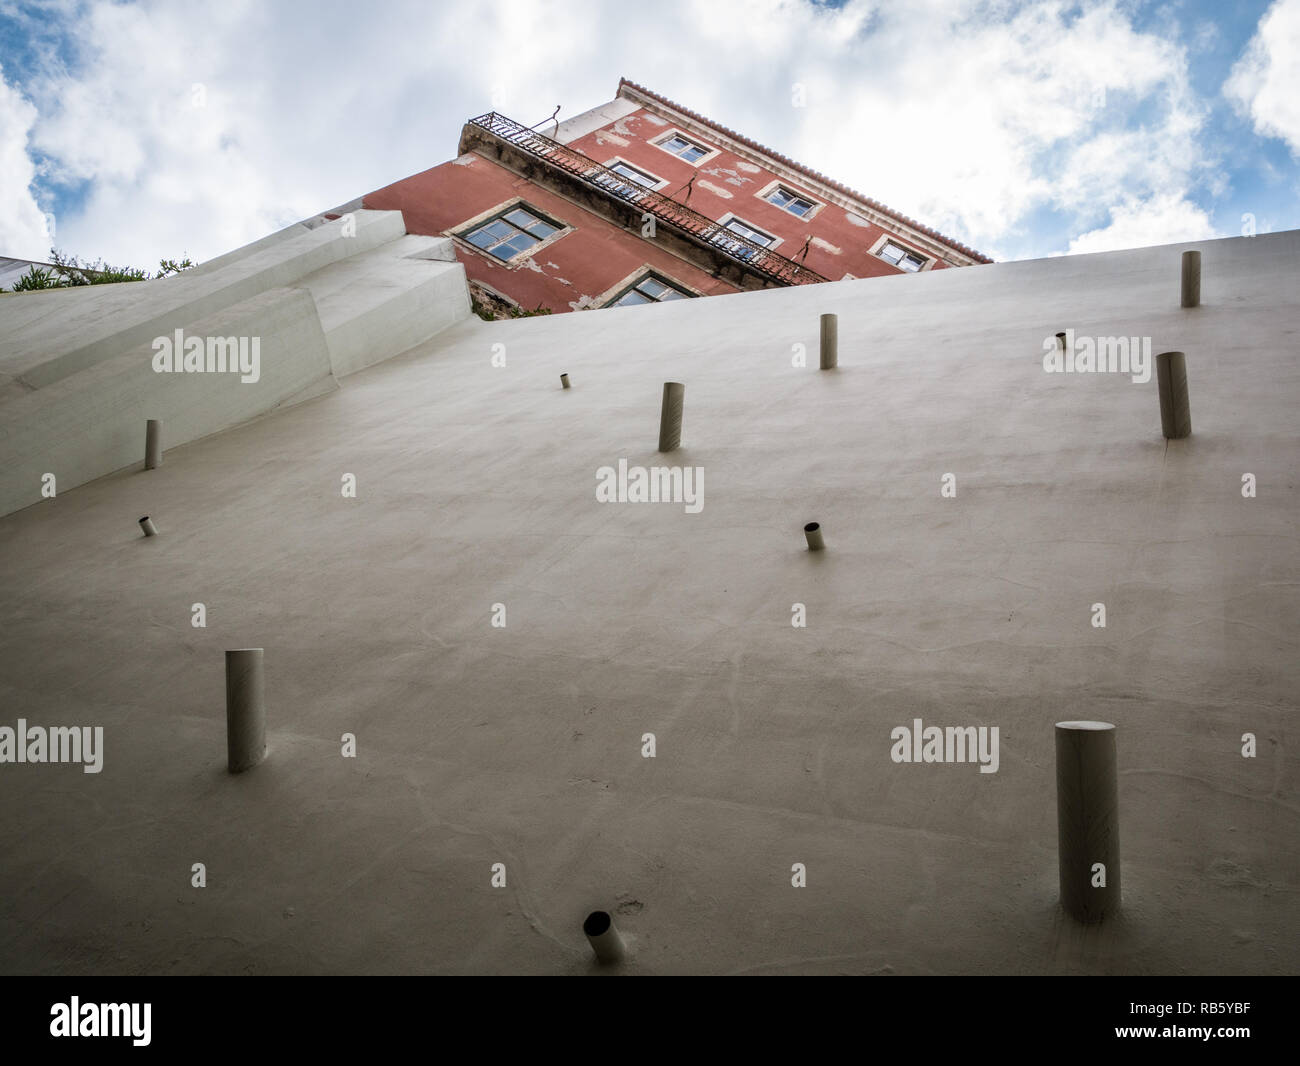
[616,78,993,266]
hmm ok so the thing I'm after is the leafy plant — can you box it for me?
[1,249,195,292]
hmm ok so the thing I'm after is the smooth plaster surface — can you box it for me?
[0,210,405,387]
[0,230,1296,975]
[0,213,468,517]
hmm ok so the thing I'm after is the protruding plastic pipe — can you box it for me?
[583,910,626,964]
[1055,721,1120,923]
[225,649,266,773]
[658,382,685,452]
[138,515,158,537]
[560,373,571,389]
[1055,332,1068,359]
[1155,350,1191,439]
[145,419,162,470]
[1180,250,1201,308]
[820,313,838,369]
[804,521,825,551]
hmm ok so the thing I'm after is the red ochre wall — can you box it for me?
[565,106,951,283]
[363,106,964,314]
[363,153,741,314]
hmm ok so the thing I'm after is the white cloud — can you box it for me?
[0,64,54,260]
[748,0,1212,252]
[1224,0,1300,157]
[1066,194,1217,255]
[3,0,1221,266]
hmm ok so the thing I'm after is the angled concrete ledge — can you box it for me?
[2,210,407,392]
[0,286,337,516]
[298,235,470,378]
[0,214,474,517]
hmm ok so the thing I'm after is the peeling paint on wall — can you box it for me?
[366,147,750,314]
[811,236,842,255]
[734,161,761,173]
[595,130,631,147]
[644,115,667,125]
[704,166,754,187]
[452,154,477,167]
[845,212,873,228]
[698,179,734,199]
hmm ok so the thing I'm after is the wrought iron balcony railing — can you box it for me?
[464,112,828,287]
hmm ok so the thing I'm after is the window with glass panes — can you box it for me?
[658,133,710,163]
[608,162,658,188]
[712,217,776,261]
[765,186,817,217]
[607,273,693,307]
[877,240,927,272]
[723,218,776,247]
[464,206,562,260]
[595,161,660,200]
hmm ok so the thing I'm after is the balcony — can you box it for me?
[460,112,828,288]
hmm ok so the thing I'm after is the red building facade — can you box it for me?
[364,79,989,315]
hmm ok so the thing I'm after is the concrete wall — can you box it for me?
[0,211,470,517]
[0,229,1294,975]
[0,210,407,390]
[0,286,336,515]
[298,235,468,378]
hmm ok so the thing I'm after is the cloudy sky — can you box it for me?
[0,0,1297,268]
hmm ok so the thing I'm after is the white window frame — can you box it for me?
[715,212,782,252]
[449,198,571,265]
[869,234,931,273]
[592,266,705,309]
[754,179,823,220]
[598,157,669,192]
[650,128,721,167]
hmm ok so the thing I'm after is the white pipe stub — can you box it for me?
[1181,250,1201,308]
[226,648,267,773]
[145,419,162,470]
[583,910,626,964]
[1155,350,1191,439]
[820,313,838,369]
[1055,720,1120,923]
[658,382,685,452]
